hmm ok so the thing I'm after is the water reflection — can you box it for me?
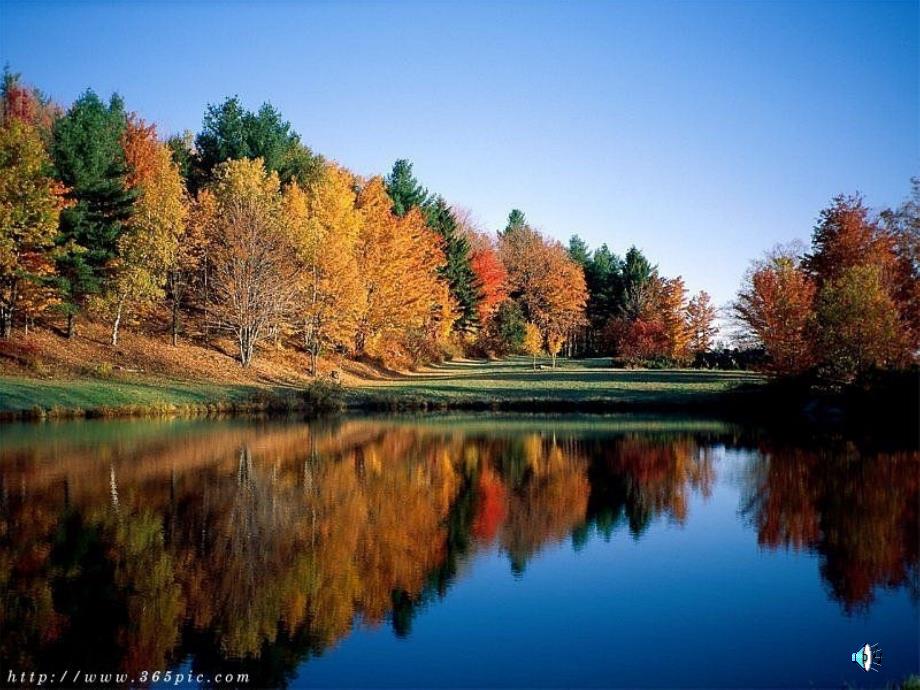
[0,417,916,686]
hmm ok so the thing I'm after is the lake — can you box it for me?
[1,415,917,688]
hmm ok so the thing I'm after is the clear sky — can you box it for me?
[1,0,916,309]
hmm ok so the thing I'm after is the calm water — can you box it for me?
[0,415,917,688]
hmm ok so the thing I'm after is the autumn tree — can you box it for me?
[881,178,920,348]
[1,69,58,134]
[660,276,691,362]
[0,119,63,337]
[51,90,135,337]
[284,163,363,374]
[522,322,542,369]
[354,178,452,364]
[803,195,897,287]
[734,251,816,373]
[813,265,906,380]
[455,209,507,326]
[104,118,186,346]
[500,221,586,364]
[686,291,717,354]
[385,161,478,333]
[803,194,916,376]
[207,158,297,366]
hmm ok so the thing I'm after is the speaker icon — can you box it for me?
[851,643,882,672]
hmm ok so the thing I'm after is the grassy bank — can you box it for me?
[347,357,766,412]
[0,357,765,420]
[0,376,343,420]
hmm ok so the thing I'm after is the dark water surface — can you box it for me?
[1,415,917,688]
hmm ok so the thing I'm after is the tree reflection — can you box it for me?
[741,442,919,611]
[0,419,915,686]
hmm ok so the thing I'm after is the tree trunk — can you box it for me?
[0,306,11,339]
[532,355,536,370]
[66,312,76,339]
[239,328,254,367]
[111,296,125,347]
[309,349,317,377]
[551,352,557,368]
[171,297,180,347]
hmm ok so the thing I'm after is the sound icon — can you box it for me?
[851,643,882,672]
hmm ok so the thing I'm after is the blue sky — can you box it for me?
[1,0,916,309]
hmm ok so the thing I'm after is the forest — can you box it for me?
[1,69,917,383]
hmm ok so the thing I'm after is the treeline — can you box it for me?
[564,238,717,364]
[1,69,915,378]
[0,71,593,369]
[732,184,919,382]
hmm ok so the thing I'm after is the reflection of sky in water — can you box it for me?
[1,419,916,688]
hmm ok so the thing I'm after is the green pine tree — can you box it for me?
[52,90,136,337]
[385,159,429,217]
[193,97,322,191]
[426,196,480,332]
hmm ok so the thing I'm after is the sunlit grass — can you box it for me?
[352,356,765,405]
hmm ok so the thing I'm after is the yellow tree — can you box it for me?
[354,178,452,364]
[0,119,62,338]
[106,118,185,346]
[532,242,587,367]
[522,321,543,369]
[208,158,297,366]
[283,163,364,374]
[686,290,717,354]
[660,276,691,363]
[501,227,586,366]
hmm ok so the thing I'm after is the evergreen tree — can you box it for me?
[385,159,428,217]
[619,246,657,319]
[502,208,526,236]
[194,97,322,190]
[426,196,479,331]
[52,90,135,337]
[567,235,591,267]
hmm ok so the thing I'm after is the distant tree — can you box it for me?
[567,235,591,267]
[165,130,195,183]
[618,246,657,320]
[52,90,135,337]
[384,159,429,217]
[502,209,526,236]
[522,322,543,369]
[207,158,297,366]
[1,68,59,133]
[879,178,920,350]
[580,243,623,353]
[483,300,526,356]
[734,251,816,374]
[0,119,63,337]
[660,276,690,362]
[686,291,717,354]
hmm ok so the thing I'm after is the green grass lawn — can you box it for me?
[0,376,263,414]
[0,357,767,417]
[350,356,765,407]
